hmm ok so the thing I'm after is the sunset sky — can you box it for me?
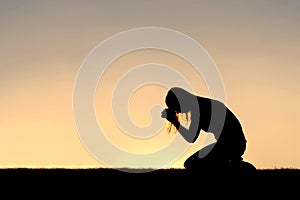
[0,0,299,170]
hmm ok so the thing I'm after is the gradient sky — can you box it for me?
[0,0,299,169]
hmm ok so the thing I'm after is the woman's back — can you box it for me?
[196,96,247,145]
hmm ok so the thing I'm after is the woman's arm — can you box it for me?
[175,112,202,143]
[161,108,202,143]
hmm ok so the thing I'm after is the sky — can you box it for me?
[0,0,300,170]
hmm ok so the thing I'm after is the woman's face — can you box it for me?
[166,102,180,113]
[166,93,181,113]
[165,88,194,113]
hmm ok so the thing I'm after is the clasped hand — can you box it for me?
[161,108,178,123]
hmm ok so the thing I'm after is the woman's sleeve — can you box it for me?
[177,110,201,143]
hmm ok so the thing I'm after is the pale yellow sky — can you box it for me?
[0,0,300,169]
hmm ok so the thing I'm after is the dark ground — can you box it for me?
[1,167,300,179]
[0,167,298,197]
[1,167,299,183]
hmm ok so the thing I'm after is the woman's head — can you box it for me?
[164,87,196,134]
[165,87,195,113]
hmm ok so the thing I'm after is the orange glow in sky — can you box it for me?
[0,0,300,170]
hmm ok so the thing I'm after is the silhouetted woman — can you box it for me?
[161,87,247,170]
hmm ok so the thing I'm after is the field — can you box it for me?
[1,167,299,181]
[0,167,298,197]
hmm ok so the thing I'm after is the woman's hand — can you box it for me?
[161,109,179,124]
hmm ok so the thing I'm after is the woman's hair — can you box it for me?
[165,87,193,134]
[166,112,191,134]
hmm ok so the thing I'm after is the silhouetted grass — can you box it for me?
[0,167,298,197]
[1,167,299,178]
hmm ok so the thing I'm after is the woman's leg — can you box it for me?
[184,138,247,170]
[183,143,218,170]
[228,141,246,163]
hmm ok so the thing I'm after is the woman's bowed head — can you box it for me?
[161,87,248,171]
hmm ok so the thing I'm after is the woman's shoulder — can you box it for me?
[196,96,224,104]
